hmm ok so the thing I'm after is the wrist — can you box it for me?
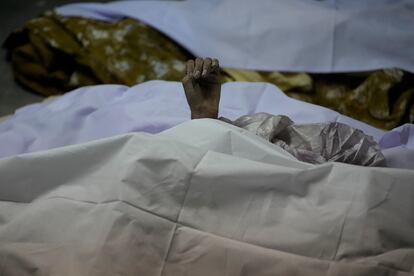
[191,108,218,119]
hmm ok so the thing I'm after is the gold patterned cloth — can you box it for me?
[3,13,191,95]
[3,13,414,129]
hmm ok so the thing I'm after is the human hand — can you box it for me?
[182,57,221,119]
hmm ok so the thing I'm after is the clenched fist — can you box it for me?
[182,57,221,119]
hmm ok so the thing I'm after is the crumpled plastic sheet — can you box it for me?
[227,113,386,166]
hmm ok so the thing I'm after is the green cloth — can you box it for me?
[4,13,414,129]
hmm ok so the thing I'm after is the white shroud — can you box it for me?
[0,119,413,275]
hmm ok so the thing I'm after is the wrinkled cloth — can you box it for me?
[228,113,385,166]
[0,81,413,169]
[4,13,414,129]
[0,119,413,275]
[379,124,414,170]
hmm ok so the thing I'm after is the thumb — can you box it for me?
[182,75,195,96]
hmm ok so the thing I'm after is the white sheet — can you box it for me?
[0,119,413,275]
[0,81,383,155]
[56,0,414,73]
[1,81,413,169]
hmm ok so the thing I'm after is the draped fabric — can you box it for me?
[0,119,413,275]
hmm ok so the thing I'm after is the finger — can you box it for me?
[212,58,219,72]
[186,60,195,76]
[194,58,203,78]
[202,58,212,77]
[182,75,194,95]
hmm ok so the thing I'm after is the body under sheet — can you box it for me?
[0,120,413,275]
